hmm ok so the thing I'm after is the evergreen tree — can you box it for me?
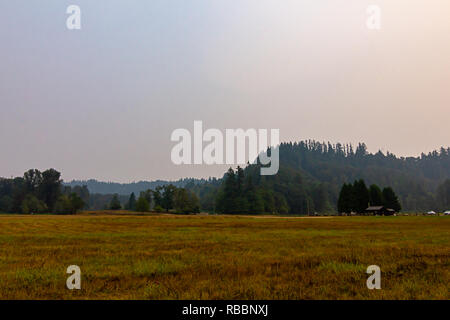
[353,180,369,213]
[109,194,122,210]
[126,192,136,211]
[369,184,383,206]
[153,187,163,208]
[216,168,237,214]
[233,166,248,213]
[274,192,289,214]
[313,183,332,213]
[236,166,245,194]
[436,179,450,210]
[245,175,263,214]
[382,187,402,212]
[338,183,353,214]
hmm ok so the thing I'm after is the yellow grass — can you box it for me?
[0,214,448,299]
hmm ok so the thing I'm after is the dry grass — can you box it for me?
[0,214,448,300]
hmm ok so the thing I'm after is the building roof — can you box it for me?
[366,206,385,211]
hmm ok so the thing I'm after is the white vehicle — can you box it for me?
[427,211,436,215]
[444,211,450,216]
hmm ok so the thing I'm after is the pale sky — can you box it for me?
[1,1,449,182]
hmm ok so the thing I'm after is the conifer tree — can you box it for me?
[382,187,402,212]
[369,185,383,206]
[126,192,136,211]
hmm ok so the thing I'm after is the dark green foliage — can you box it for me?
[1,141,448,215]
[382,187,402,212]
[63,142,449,213]
[153,186,164,209]
[273,192,289,214]
[24,169,43,194]
[369,184,384,206]
[353,179,370,213]
[68,193,85,214]
[71,185,90,208]
[87,193,127,211]
[125,193,137,211]
[200,141,449,214]
[109,194,122,210]
[0,169,85,214]
[10,177,26,213]
[139,190,153,209]
[161,185,176,212]
[216,168,238,214]
[135,185,199,214]
[338,181,402,214]
[135,195,150,212]
[0,195,13,213]
[54,193,85,215]
[436,179,450,210]
[174,188,200,214]
[245,175,264,214]
[64,178,205,195]
[313,183,333,213]
[337,183,354,214]
[54,195,73,214]
[39,169,62,212]
[21,195,48,214]
[216,168,239,214]
[215,166,294,214]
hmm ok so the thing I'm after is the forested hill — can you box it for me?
[67,141,450,213]
[278,141,449,183]
[191,141,450,213]
[273,141,449,211]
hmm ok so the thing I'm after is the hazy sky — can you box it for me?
[1,1,449,182]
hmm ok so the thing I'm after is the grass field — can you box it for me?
[0,213,448,300]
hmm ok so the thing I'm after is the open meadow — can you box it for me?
[0,214,448,300]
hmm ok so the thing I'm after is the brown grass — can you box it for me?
[0,214,448,299]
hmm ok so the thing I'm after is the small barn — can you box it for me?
[365,206,396,216]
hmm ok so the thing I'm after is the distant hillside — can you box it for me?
[65,178,212,196]
[66,141,450,213]
[191,141,450,213]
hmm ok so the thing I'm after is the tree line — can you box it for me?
[0,169,87,214]
[436,179,450,211]
[337,180,402,214]
[273,141,449,212]
[215,166,306,215]
[108,184,200,214]
[0,169,201,215]
[2,141,449,215]
[188,141,450,213]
